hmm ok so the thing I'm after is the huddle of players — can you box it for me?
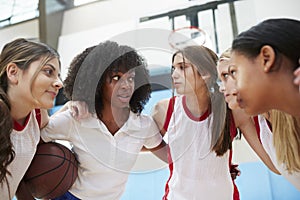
[0,18,300,199]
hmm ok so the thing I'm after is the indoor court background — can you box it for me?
[1,0,299,199]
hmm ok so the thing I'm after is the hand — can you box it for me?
[294,66,300,92]
[230,164,241,180]
[68,101,91,120]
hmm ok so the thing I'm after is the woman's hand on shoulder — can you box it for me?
[68,101,91,120]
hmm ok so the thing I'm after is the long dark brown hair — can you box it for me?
[172,46,229,156]
[0,38,59,189]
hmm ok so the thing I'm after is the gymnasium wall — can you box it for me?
[0,0,299,166]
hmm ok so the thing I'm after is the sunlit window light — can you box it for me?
[74,0,98,6]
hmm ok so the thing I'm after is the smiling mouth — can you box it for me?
[47,91,58,98]
[117,95,131,102]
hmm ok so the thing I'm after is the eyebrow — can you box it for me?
[175,61,192,65]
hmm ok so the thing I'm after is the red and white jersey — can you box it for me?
[1,109,41,199]
[258,115,300,190]
[164,96,233,200]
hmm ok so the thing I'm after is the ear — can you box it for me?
[6,63,19,84]
[260,45,276,73]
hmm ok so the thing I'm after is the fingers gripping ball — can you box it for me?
[24,142,78,199]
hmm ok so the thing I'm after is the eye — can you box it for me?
[179,64,186,70]
[43,68,54,76]
[171,66,175,74]
[223,73,229,79]
[112,75,121,81]
[127,76,135,83]
[228,65,237,79]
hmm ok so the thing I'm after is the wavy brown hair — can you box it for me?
[0,88,13,186]
[0,38,59,188]
[172,46,228,156]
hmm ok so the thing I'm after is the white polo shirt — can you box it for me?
[258,115,300,190]
[41,110,162,200]
[164,96,233,200]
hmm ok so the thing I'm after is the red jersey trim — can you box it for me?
[163,96,176,131]
[13,109,41,131]
[182,96,209,121]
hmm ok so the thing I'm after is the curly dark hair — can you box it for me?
[63,40,151,117]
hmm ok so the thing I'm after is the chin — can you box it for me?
[40,102,55,109]
[229,103,239,110]
[244,108,259,116]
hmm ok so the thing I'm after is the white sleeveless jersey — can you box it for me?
[165,96,233,200]
[258,115,300,190]
[1,110,40,199]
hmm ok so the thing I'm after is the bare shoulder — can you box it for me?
[151,98,170,131]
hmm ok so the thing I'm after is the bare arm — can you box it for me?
[151,99,170,136]
[146,140,168,163]
[140,98,172,163]
[232,109,280,175]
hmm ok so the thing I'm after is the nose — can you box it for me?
[120,78,133,89]
[53,77,63,89]
[171,68,179,80]
[218,81,225,93]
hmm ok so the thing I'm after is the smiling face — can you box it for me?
[217,58,239,110]
[15,57,63,109]
[102,70,135,109]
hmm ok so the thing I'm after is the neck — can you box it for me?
[269,72,300,117]
[276,91,300,117]
[184,90,210,117]
[8,90,34,125]
[100,105,130,135]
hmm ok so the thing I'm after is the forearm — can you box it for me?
[148,140,168,163]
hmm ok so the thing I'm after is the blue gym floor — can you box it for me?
[120,161,300,200]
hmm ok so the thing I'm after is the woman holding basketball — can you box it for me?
[41,40,166,200]
[0,38,63,199]
[152,45,235,199]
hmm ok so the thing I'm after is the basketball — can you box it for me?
[24,142,78,199]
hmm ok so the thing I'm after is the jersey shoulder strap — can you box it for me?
[35,109,41,128]
[163,96,176,131]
